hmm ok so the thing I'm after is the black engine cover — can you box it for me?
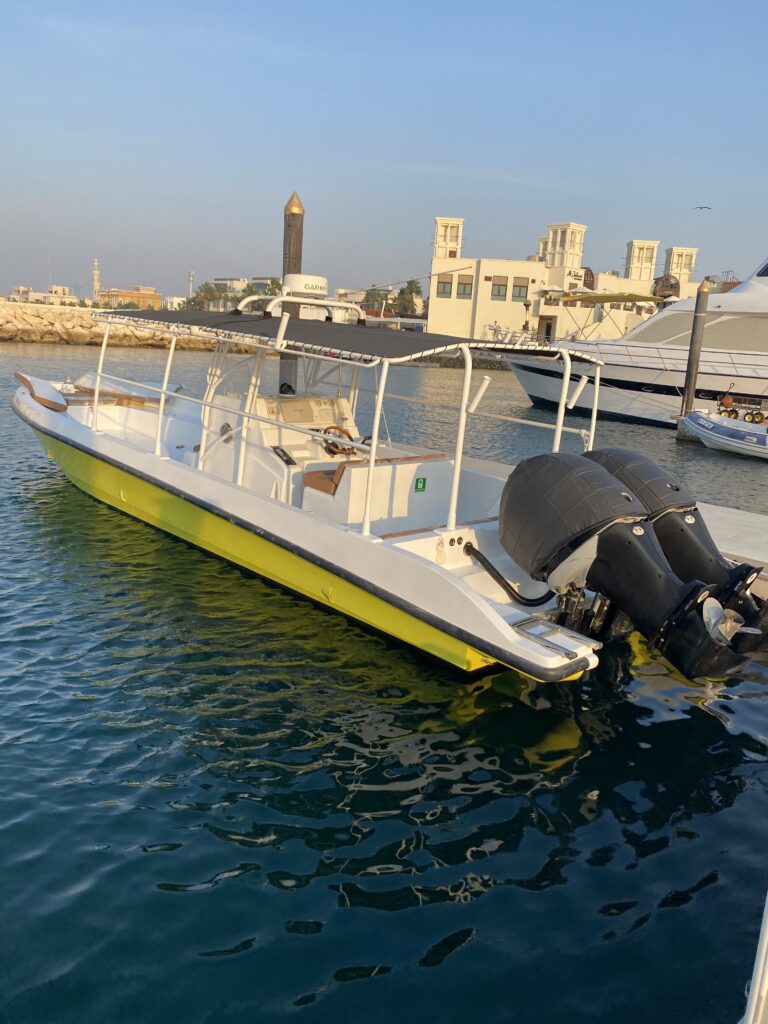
[499,453,646,580]
[585,448,767,654]
[498,452,748,679]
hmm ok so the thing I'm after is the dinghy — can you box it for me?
[685,409,768,460]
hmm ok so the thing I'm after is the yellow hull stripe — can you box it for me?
[36,431,508,674]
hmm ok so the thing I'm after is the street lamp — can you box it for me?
[523,299,532,334]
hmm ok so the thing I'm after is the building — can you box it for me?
[426,216,702,343]
[213,276,276,295]
[7,285,80,306]
[664,246,698,285]
[98,285,163,310]
[625,240,660,282]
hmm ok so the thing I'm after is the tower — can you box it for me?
[664,246,699,284]
[543,223,586,269]
[92,257,101,300]
[625,240,659,281]
[283,191,305,278]
[188,270,195,298]
[434,218,464,259]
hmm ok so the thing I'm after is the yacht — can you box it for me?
[504,259,768,427]
[11,279,768,681]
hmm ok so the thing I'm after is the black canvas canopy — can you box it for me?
[98,308,596,365]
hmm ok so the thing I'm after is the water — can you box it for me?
[1,342,768,1024]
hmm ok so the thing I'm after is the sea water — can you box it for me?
[1,343,767,1023]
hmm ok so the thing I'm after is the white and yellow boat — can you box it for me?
[12,279,768,681]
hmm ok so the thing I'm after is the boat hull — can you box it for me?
[507,346,768,428]
[30,427,529,677]
[684,411,768,459]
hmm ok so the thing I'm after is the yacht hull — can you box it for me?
[507,347,768,428]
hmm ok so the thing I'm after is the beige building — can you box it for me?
[8,284,80,306]
[98,285,163,310]
[426,217,701,343]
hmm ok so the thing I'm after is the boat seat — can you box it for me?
[303,453,447,497]
[14,372,68,413]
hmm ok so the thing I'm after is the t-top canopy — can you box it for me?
[97,308,602,365]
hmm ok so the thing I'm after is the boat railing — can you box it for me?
[571,340,768,380]
[355,385,592,441]
[89,317,602,537]
[91,368,376,456]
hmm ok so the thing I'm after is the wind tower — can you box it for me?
[664,246,699,285]
[92,258,101,300]
[625,240,659,281]
[543,223,586,269]
[434,217,464,259]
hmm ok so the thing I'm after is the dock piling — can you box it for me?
[676,278,710,440]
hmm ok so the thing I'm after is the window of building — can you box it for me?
[436,274,452,298]
[491,275,508,300]
[511,277,529,301]
[457,275,473,300]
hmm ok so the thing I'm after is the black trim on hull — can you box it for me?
[12,399,591,682]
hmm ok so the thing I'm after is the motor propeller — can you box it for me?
[702,597,762,646]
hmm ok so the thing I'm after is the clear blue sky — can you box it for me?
[1,0,766,297]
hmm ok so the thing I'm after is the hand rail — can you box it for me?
[91,370,375,454]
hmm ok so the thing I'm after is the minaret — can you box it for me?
[92,258,101,300]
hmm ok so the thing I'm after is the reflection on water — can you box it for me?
[1,344,768,1024]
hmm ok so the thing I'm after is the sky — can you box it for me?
[1,0,767,298]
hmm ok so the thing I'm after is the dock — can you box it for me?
[701,503,768,599]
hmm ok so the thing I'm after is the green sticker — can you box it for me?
[414,477,426,493]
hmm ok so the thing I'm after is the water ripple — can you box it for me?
[1,344,767,1024]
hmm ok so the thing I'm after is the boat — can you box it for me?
[503,259,768,428]
[11,278,768,681]
[684,409,768,459]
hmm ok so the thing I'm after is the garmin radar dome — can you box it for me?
[498,452,765,679]
[282,274,329,298]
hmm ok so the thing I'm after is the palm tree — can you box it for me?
[396,279,423,315]
[183,281,231,311]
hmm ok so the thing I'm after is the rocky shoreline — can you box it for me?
[0,300,185,348]
[0,300,510,368]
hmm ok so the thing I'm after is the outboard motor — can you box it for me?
[498,453,747,679]
[584,449,768,654]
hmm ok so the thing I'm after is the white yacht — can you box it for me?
[11,280,768,681]
[505,260,768,427]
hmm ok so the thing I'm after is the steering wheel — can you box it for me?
[322,424,356,456]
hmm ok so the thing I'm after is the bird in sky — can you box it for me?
[692,205,712,210]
